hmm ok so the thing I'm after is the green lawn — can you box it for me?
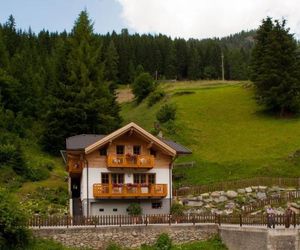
[121,81,300,185]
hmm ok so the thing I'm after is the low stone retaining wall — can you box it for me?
[33,224,218,249]
[219,226,300,250]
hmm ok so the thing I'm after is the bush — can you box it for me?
[148,90,166,107]
[127,203,142,216]
[170,203,185,216]
[132,72,155,103]
[154,233,172,250]
[0,188,31,249]
[156,104,177,123]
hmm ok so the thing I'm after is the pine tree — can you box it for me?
[104,40,119,84]
[42,10,121,154]
[251,17,300,115]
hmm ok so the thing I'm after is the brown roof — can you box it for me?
[66,134,191,155]
[66,134,106,150]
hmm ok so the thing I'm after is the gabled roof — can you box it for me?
[66,134,106,150]
[66,122,192,156]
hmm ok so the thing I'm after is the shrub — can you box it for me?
[154,233,172,250]
[148,90,166,107]
[127,203,142,216]
[0,188,31,249]
[170,203,185,216]
[132,72,155,103]
[156,104,177,123]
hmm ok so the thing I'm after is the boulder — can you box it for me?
[257,192,267,200]
[237,188,246,194]
[211,191,220,198]
[290,202,300,209]
[226,190,238,199]
[245,187,252,193]
[201,193,210,198]
[258,186,267,191]
[225,202,236,209]
[219,196,228,202]
[188,201,203,207]
[251,186,259,191]
[188,196,199,201]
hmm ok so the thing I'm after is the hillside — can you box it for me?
[121,81,300,185]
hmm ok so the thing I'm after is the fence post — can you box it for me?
[38,216,41,229]
[66,215,69,228]
[168,214,171,226]
[218,214,221,226]
[293,212,296,228]
[239,214,242,227]
[192,214,195,226]
[145,215,148,226]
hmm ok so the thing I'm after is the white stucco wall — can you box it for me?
[81,167,171,201]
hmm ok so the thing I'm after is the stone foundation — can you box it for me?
[33,224,217,249]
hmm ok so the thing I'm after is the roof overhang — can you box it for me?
[85,122,177,156]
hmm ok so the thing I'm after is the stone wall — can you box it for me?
[33,224,218,250]
[219,226,300,250]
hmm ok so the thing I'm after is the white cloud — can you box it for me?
[116,0,300,39]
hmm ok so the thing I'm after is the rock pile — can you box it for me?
[176,186,300,215]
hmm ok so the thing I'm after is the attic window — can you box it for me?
[116,145,124,155]
[133,145,141,155]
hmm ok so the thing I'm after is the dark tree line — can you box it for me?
[0,11,255,156]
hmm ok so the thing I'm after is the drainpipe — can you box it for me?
[84,156,89,218]
[169,156,177,214]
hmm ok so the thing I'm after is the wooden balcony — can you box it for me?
[93,183,167,198]
[107,154,154,169]
[67,159,83,174]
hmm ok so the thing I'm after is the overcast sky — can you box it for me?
[1,0,300,39]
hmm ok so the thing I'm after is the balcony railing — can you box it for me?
[67,159,83,173]
[93,183,167,198]
[107,154,154,168]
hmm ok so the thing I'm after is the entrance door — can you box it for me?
[71,177,81,198]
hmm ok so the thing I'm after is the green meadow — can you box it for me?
[121,81,300,185]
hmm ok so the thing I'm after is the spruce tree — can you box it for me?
[251,17,300,115]
[42,10,121,154]
[104,40,119,84]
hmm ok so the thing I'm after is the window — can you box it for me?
[111,173,124,184]
[101,173,109,184]
[113,208,118,212]
[116,145,124,155]
[99,147,107,156]
[150,149,156,157]
[148,174,156,184]
[99,208,104,212]
[133,145,141,155]
[152,202,162,209]
[133,173,146,184]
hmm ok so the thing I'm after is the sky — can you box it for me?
[1,0,300,39]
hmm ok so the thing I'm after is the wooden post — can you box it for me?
[168,214,171,226]
[293,212,296,228]
[239,214,242,227]
[218,214,221,226]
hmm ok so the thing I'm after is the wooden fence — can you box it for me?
[28,213,299,228]
[243,190,300,213]
[174,177,300,196]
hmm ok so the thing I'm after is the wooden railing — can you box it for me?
[93,183,167,198]
[174,177,300,196]
[28,213,299,228]
[107,154,154,168]
[67,159,83,173]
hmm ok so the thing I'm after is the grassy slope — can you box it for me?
[121,81,300,185]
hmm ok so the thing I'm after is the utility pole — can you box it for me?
[221,52,225,81]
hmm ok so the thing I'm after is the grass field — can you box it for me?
[121,81,300,185]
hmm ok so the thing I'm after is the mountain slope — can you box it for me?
[121,81,300,185]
